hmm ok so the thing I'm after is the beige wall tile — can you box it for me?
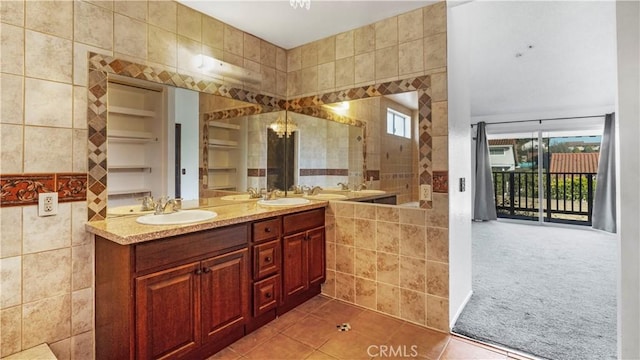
[431,101,448,137]
[114,14,147,59]
[224,25,243,56]
[426,261,448,297]
[317,37,335,64]
[400,289,426,325]
[398,8,423,43]
[71,331,94,360]
[22,204,71,254]
[300,66,318,95]
[177,35,201,75]
[49,338,70,360]
[71,203,90,246]
[355,277,377,309]
[375,17,398,50]
[25,0,72,39]
[177,4,201,42]
[202,16,223,50]
[25,78,72,128]
[399,39,424,76]
[22,294,71,349]
[74,1,113,50]
[286,70,300,97]
[0,207,22,258]
[335,272,355,302]
[376,283,399,316]
[426,295,448,331]
[335,244,354,274]
[260,41,276,68]
[261,66,276,94]
[223,51,243,68]
[335,217,355,246]
[1,306,22,357]
[0,0,24,27]
[72,244,93,291]
[424,33,447,70]
[427,193,449,228]
[1,23,24,75]
[432,135,448,171]
[354,219,375,250]
[287,47,301,72]
[71,288,93,335]
[427,227,448,263]
[376,222,400,254]
[377,206,399,222]
[0,73,23,124]
[22,249,71,303]
[301,42,318,68]
[354,52,375,84]
[335,202,355,217]
[400,224,426,259]
[423,2,447,37]
[243,34,260,63]
[276,70,286,97]
[354,203,376,220]
[335,30,354,59]
[354,25,375,55]
[375,46,398,80]
[0,124,23,173]
[377,252,399,285]
[400,256,426,292]
[276,47,287,72]
[114,1,147,22]
[431,71,448,102]
[73,86,87,129]
[148,26,178,67]
[317,62,335,92]
[85,0,113,11]
[148,0,176,33]
[243,58,261,74]
[0,256,21,309]
[326,242,336,271]
[72,129,87,173]
[73,43,112,87]
[355,249,377,280]
[399,207,426,226]
[335,56,354,88]
[322,270,336,298]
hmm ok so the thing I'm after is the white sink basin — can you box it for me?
[305,193,348,200]
[351,190,386,195]
[108,205,153,216]
[257,198,310,207]
[220,194,255,201]
[136,210,218,225]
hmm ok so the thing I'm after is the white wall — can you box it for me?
[170,87,200,201]
[616,1,640,358]
[447,1,473,328]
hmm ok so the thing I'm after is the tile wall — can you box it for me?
[324,200,450,331]
[0,0,448,358]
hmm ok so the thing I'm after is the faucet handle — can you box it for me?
[337,182,349,191]
[139,195,155,211]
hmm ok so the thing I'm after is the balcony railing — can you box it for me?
[492,171,596,225]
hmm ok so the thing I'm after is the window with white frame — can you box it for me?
[386,109,411,139]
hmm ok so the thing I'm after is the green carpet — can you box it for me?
[453,221,617,360]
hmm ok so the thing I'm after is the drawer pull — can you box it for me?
[203,267,211,273]
[195,268,203,275]
[265,227,271,233]
[265,256,272,262]
[265,292,272,299]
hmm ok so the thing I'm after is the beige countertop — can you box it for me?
[86,199,327,245]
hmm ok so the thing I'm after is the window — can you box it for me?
[490,148,505,155]
[386,109,411,138]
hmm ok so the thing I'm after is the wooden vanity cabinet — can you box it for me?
[280,208,326,314]
[95,224,249,360]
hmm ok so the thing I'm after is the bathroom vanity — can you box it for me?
[87,201,326,360]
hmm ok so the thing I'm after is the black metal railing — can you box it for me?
[492,171,596,225]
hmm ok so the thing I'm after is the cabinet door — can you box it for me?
[282,233,308,300]
[253,275,280,317]
[307,227,326,287]
[135,262,201,360]
[201,248,249,343]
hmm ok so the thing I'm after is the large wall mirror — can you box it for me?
[87,54,430,221]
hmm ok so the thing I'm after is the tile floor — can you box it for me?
[207,295,535,360]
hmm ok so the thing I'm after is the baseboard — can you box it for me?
[450,290,473,330]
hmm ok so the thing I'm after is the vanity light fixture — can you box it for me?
[290,0,311,10]
[269,113,298,138]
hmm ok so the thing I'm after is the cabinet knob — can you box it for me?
[265,292,272,299]
[265,256,272,262]
[203,267,211,273]
[195,269,203,275]
[265,227,271,233]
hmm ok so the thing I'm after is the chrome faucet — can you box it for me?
[247,187,262,199]
[309,186,323,196]
[337,182,350,191]
[356,182,368,191]
[140,196,155,211]
[289,185,304,194]
[154,197,177,215]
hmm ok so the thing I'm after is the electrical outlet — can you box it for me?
[38,192,58,217]
[419,184,432,201]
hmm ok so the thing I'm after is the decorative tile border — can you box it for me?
[203,105,276,121]
[86,53,286,221]
[299,169,349,176]
[432,171,448,193]
[0,173,87,207]
[247,168,266,177]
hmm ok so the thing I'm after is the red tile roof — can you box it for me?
[549,153,599,174]
[488,139,517,146]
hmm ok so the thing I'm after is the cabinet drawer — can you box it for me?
[135,224,249,273]
[283,208,325,235]
[253,275,280,317]
[252,218,280,243]
[253,239,280,280]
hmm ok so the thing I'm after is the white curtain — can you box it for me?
[474,122,497,220]
[592,113,616,233]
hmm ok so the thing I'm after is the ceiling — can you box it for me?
[178,0,618,122]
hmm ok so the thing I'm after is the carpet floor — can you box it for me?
[452,221,617,360]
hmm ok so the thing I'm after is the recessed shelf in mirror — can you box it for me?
[108,105,156,118]
[208,121,241,130]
